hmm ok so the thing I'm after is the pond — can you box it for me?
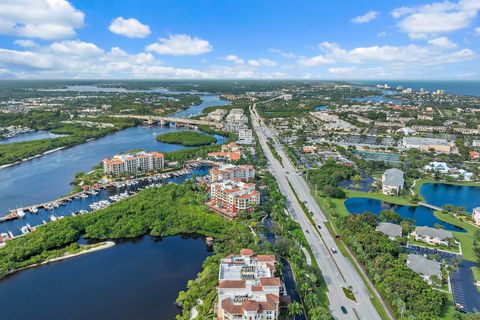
[421,183,480,213]
[345,197,465,232]
[0,236,212,320]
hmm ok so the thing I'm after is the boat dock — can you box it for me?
[418,201,443,211]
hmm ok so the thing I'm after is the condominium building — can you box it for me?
[103,151,164,176]
[237,128,253,145]
[217,249,281,320]
[210,164,255,183]
[208,180,260,219]
[402,137,452,153]
[411,226,453,246]
[208,142,242,162]
[381,168,404,196]
[473,207,480,226]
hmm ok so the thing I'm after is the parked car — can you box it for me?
[341,306,348,314]
[331,247,337,253]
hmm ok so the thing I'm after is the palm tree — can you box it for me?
[287,301,303,319]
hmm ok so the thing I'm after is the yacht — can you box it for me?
[17,209,26,218]
[50,215,58,222]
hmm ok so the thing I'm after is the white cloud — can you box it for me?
[428,36,458,48]
[49,40,104,57]
[224,54,244,65]
[0,0,84,39]
[146,34,212,56]
[391,0,480,39]
[268,48,297,59]
[247,59,277,67]
[109,17,151,38]
[351,11,379,24]
[476,27,480,34]
[299,41,476,67]
[14,39,38,48]
[377,31,388,37]
[328,67,357,75]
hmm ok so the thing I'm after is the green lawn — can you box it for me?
[342,287,356,301]
[408,237,460,254]
[472,267,480,282]
[434,211,478,261]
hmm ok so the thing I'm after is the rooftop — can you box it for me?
[406,254,441,278]
[414,226,453,240]
[375,222,402,238]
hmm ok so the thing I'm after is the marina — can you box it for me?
[0,164,210,239]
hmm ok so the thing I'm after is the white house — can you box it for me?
[473,207,480,226]
[411,226,453,246]
[381,168,404,196]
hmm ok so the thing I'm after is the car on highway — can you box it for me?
[341,306,348,314]
[331,247,337,253]
[305,229,310,234]
[317,225,322,229]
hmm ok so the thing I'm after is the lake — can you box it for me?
[421,183,480,213]
[345,197,465,232]
[0,236,211,320]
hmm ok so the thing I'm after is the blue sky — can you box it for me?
[0,0,479,79]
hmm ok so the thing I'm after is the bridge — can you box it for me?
[112,115,224,128]
[418,201,443,211]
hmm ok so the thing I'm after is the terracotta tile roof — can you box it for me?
[266,293,280,304]
[256,255,276,262]
[260,277,281,286]
[242,300,260,312]
[221,298,243,315]
[218,280,246,289]
[240,248,254,256]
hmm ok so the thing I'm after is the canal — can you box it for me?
[0,235,212,320]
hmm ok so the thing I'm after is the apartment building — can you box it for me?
[217,249,281,320]
[402,137,452,153]
[208,180,260,219]
[103,151,164,176]
[208,142,242,161]
[381,168,404,196]
[237,128,253,145]
[210,164,255,183]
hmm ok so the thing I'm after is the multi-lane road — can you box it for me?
[250,103,388,320]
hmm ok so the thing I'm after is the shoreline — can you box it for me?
[6,241,115,276]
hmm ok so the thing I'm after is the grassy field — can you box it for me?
[472,267,480,282]
[434,211,478,261]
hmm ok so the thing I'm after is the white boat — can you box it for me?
[29,207,39,214]
[20,224,31,235]
[50,215,58,222]
[17,209,26,218]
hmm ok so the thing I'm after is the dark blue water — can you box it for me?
[171,95,230,118]
[0,167,209,236]
[0,131,63,144]
[345,198,465,232]
[314,105,328,111]
[0,94,227,215]
[353,80,480,97]
[421,183,480,213]
[0,236,211,320]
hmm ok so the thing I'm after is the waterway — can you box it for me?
[0,93,229,215]
[0,131,63,144]
[0,235,212,320]
[345,197,465,232]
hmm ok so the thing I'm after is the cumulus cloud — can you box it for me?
[224,54,244,65]
[0,0,84,39]
[14,39,38,48]
[391,0,480,39]
[247,59,277,67]
[476,26,480,34]
[298,41,476,67]
[351,11,379,24]
[146,34,212,55]
[428,36,457,48]
[109,17,151,38]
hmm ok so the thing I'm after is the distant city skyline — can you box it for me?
[0,0,479,79]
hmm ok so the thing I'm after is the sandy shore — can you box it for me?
[9,241,115,275]
[0,146,67,170]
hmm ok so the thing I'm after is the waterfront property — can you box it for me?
[473,207,480,226]
[103,151,164,176]
[217,249,281,320]
[209,164,255,183]
[406,254,441,284]
[208,142,241,162]
[381,168,404,196]
[411,226,453,246]
[237,128,253,145]
[402,137,453,153]
[207,180,260,219]
[375,222,402,240]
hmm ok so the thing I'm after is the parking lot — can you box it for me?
[405,244,480,313]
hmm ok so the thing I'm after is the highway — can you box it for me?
[250,103,385,320]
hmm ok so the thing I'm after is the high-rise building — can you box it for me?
[209,164,255,183]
